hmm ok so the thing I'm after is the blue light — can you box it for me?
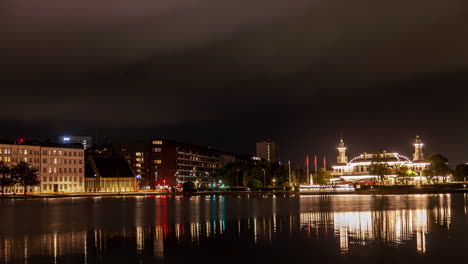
[63,137,70,142]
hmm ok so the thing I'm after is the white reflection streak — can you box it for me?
[24,235,28,264]
[136,226,144,252]
[84,233,87,264]
[253,217,258,244]
[53,233,57,264]
[339,226,348,253]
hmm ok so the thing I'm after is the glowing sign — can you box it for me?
[63,137,71,142]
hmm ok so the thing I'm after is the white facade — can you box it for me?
[332,136,430,182]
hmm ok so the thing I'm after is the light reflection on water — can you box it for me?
[0,193,465,263]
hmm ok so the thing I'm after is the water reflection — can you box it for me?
[0,194,462,263]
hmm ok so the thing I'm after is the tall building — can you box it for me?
[111,141,151,188]
[0,139,85,193]
[256,140,278,163]
[151,139,222,186]
[59,136,93,149]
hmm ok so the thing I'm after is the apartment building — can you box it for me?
[0,140,84,193]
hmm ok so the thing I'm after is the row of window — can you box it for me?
[42,183,82,191]
[177,160,218,168]
[15,150,40,155]
[42,167,83,174]
[177,154,218,162]
[42,150,84,157]
[43,176,83,183]
[42,158,83,165]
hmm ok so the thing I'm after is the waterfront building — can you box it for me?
[0,139,85,193]
[151,139,222,186]
[332,135,430,183]
[40,143,85,193]
[256,140,278,163]
[85,156,137,192]
[111,141,151,188]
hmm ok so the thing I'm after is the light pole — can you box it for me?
[272,178,276,187]
[236,169,239,187]
[261,168,266,187]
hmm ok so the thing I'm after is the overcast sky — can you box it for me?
[1,0,467,165]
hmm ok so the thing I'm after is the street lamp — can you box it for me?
[272,178,276,186]
[261,168,266,187]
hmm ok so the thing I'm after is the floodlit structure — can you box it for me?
[332,136,431,183]
[0,139,85,193]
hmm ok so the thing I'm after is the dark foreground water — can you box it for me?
[1,194,467,264]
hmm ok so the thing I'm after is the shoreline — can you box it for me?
[1,187,468,199]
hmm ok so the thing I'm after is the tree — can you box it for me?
[313,168,333,185]
[394,166,417,185]
[368,153,393,185]
[247,178,263,189]
[12,162,40,195]
[182,181,197,192]
[423,154,450,183]
[454,164,468,182]
[0,162,14,195]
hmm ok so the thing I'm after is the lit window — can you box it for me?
[54,158,57,164]
[152,140,163,145]
[154,160,162,164]
[153,148,162,152]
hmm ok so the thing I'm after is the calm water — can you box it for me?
[0,194,467,264]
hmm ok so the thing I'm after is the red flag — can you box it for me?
[313,155,317,166]
[323,155,327,168]
[304,155,309,166]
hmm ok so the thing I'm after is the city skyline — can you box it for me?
[1,0,467,167]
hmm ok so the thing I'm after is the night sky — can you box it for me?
[1,0,467,165]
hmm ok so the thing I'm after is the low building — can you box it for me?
[85,156,137,192]
[332,136,431,184]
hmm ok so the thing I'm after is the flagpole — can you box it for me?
[288,160,291,185]
[306,155,311,185]
[314,155,317,174]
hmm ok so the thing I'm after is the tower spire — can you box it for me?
[337,137,348,164]
[413,134,424,161]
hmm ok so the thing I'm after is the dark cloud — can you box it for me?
[1,0,467,164]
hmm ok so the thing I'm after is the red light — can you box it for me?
[19,138,24,143]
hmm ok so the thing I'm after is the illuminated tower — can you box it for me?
[413,135,424,161]
[337,138,348,164]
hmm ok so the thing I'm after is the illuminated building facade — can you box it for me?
[0,140,85,193]
[332,136,430,183]
[85,156,137,192]
[151,139,222,186]
[256,140,278,163]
